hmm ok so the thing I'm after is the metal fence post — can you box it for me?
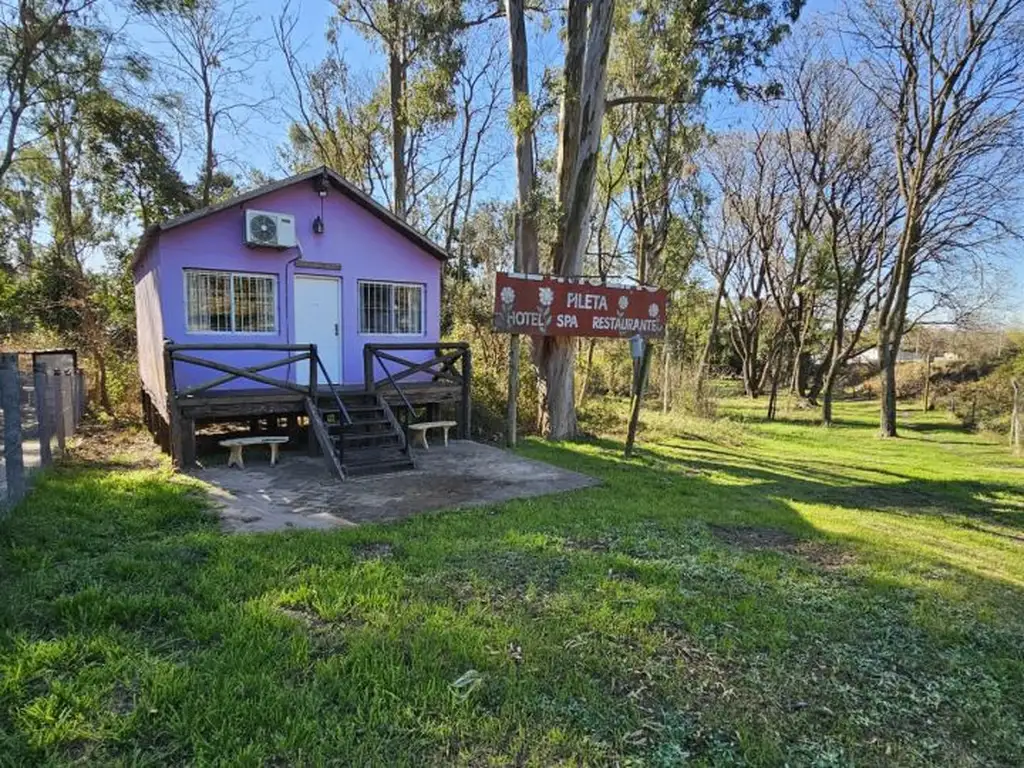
[33,363,52,467]
[1,354,25,505]
[75,369,85,426]
[70,369,79,429]
[54,370,67,455]
[61,368,73,439]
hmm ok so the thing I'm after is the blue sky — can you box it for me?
[134,0,839,182]
[119,0,1019,320]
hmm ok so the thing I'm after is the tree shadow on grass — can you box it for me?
[3,425,1024,764]
[547,431,1024,548]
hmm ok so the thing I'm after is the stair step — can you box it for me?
[343,445,409,463]
[343,458,416,477]
[343,403,386,412]
[322,406,385,419]
[329,423,393,436]
[327,416,391,427]
[315,393,414,478]
[337,436,397,448]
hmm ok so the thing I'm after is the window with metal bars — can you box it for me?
[184,270,277,333]
[358,281,424,335]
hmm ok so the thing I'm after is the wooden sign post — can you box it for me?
[493,273,668,452]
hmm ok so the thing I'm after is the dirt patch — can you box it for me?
[710,524,801,550]
[353,541,395,560]
[710,525,857,571]
[791,541,859,571]
[70,424,164,470]
[563,536,614,553]
[63,740,91,762]
[109,681,137,716]
[277,605,330,630]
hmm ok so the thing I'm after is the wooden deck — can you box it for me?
[174,382,463,419]
[146,342,471,471]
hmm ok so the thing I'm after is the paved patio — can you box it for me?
[190,440,598,533]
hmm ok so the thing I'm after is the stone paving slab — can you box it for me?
[190,440,598,533]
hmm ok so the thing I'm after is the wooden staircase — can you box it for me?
[306,391,415,478]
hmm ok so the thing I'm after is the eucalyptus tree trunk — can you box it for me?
[506,0,539,274]
[624,342,653,457]
[536,0,616,440]
[878,340,899,437]
[877,236,914,437]
[1011,378,1021,456]
[389,48,408,219]
[504,0,539,446]
[661,340,671,413]
[922,353,933,412]
[821,354,841,427]
[695,271,729,409]
[201,85,215,207]
[577,338,596,406]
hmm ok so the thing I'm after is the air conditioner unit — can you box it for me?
[244,209,296,249]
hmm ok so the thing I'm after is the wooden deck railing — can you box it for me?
[164,342,319,399]
[363,342,472,438]
[159,341,473,465]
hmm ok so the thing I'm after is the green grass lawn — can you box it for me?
[2,400,1023,766]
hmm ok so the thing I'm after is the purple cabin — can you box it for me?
[133,166,471,475]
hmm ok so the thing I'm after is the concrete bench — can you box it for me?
[408,421,457,450]
[219,436,289,469]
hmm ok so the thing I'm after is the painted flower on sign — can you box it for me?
[538,286,555,306]
[618,295,629,311]
[500,286,516,304]
[648,303,660,318]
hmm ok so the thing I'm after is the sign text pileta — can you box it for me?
[493,273,668,339]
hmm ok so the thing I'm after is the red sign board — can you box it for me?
[493,273,668,338]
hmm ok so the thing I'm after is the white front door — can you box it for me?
[294,275,342,384]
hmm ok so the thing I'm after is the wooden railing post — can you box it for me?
[460,346,472,440]
[308,344,318,456]
[363,345,375,393]
[163,343,183,467]
[308,344,318,397]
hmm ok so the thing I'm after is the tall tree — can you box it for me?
[503,0,537,446]
[0,0,101,186]
[518,0,804,439]
[777,52,897,424]
[83,92,193,228]
[140,0,269,207]
[531,0,615,439]
[276,2,390,195]
[847,0,1024,437]
[28,15,118,409]
[333,0,500,221]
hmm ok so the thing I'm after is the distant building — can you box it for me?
[852,348,924,365]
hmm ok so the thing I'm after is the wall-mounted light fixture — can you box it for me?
[313,170,329,234]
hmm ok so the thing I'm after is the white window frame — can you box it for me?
[183,269,279,335]
[358,280,426,337]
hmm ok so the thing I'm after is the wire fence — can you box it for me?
[0,352,84,509]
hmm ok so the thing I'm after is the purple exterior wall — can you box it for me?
[134,179,443,397]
